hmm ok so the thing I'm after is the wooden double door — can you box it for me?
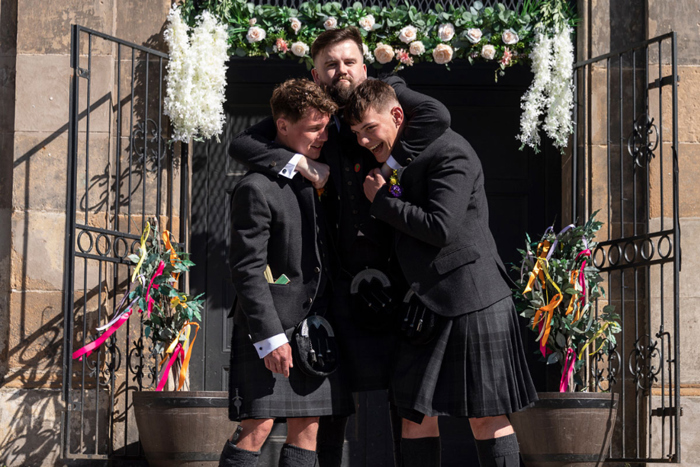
[190,58,561,465]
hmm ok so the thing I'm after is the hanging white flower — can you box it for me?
[164,6,228,142]
[289,17,302,34]
[432,43,454,64]
[409,41,425,56]
[399,25,418,44]
[438,23,455,42]
[359,14,375,31]
[291,41,309,57]
[481,44,496,60]
[543,26,575,149]
[517,31,553,151]
[374,43,395,64]
[324,17,338,30]
[466,28,483,44]
[246,26,266,43]
[362,43,375,63]
[502,29,519,45]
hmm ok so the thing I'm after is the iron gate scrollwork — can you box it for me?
[61,25,189,460]
[571,32,681,463]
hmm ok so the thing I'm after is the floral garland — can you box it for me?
[163,6,229,142]
[170,0,576,152]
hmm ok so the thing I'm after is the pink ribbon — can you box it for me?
[156,343,184,391]
[576,249,591,303]
[72,309,134,361]
[559,348,577,392]
[145,261,166,317]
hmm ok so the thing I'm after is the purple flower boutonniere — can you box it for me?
[388,169,402,198]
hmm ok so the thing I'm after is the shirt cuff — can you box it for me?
[279,153,303,179]
[253,333,289,358]
[386,155,403,170]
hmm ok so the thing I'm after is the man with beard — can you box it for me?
[228,27,450,466]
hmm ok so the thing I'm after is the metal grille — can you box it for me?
[571,32,681,463]
[61,25,187,460]
[256,0,524,10]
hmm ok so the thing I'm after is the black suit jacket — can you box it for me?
[370,129,512,317]
[229,172,328,342]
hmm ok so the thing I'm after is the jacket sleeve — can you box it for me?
[229,182,285,342]
[370,147,476,248]
[383,75,451,164]
[228,116,297,176]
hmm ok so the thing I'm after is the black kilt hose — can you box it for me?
[228,321,355,421]
[391,296,538,424]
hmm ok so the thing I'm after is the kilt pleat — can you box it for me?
[392,296,538,423]
[228,324,355,421]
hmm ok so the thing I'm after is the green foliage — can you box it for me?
[176,0,577,73]
[512,213,620,391]
[128,220,204,357]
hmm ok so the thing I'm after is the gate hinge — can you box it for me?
[77,67,90,79]
[652,406,680,417]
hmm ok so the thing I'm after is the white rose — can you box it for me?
[291,41,309,57]
[289,17,302,34]
[398,25,418,44]
[359,14,375,31]
[481,44,496,60]
[409,40,425,56]
[502,29,519,45]
[432,43,453,65]
[362,43,375,63]
[246,26,266,43]
[324,17,338,30]
[438,23,455,42]
[374,43,395,64]
[249,18,257,26]
[466,28,483,44]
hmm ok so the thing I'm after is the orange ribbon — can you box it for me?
[162,230,180,282]
[159,321,200,391]
[524,240,551,294]
[532,293,562,348]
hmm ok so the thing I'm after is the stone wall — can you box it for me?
[0,1,173,465]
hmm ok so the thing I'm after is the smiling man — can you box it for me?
[220,79,354,467]
[347,79,538,467]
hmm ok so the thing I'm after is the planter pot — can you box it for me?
[509,392,619,467]
[133,391,237,467]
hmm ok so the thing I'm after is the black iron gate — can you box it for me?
[61,25,187,461]
[571,32,681,463]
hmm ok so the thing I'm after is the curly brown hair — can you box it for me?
[344,79,398,125]
[270,79,338,123]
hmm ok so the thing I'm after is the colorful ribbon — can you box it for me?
[131,222,151,283]
[523,240,551,294]
[72,309,134,361]
[157,321,200,391]
[162,230,180,282]
[559,348,577,392]
[156,343,184,391]
[145,261,166,318]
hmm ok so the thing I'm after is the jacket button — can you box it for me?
[314,267,321,273]
[405,157,412,163]
[308,297,314,305]
[270,161,277,167]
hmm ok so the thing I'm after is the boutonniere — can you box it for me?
[388,169,402,198]
[316,187,327,200]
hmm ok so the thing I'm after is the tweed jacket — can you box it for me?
[370,128,513,317]
[229,171,328,343]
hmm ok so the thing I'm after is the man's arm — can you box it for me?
[383,75,451,164]
[229,116,329,187]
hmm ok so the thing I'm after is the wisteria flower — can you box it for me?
[324,17,338,30]
[466,28,483,44]
[481,44,496,60]
[359,14,375,31]
[289,17,302,34]
[374,43,395,64]
[246,26,266,43]
[502,29,519,45]
[291,41,309,57]
[399,25,418,44]
[409,41,425,56]
[432,43,454,64]
[438,23,455,42]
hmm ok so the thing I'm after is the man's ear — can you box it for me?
[276,117,289,136]
[390,105,404,127]
[311,68,320,85]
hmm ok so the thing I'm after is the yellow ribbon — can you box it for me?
[578,321,612,360]
[162,230,180,282]
[524,241,551,294]
[160,321,200,391]
[131,222,151,283]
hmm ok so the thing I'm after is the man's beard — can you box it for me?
[323,78,355,107]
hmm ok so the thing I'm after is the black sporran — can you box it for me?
[292,314,339,377]
[349,269,396,331]
[400,290,445,345]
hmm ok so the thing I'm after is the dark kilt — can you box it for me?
[228,324,355,421]
[329,279,399,392]
[391,296,538,424]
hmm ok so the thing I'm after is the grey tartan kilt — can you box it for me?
[391,296,538,424]
[228,324,355,421]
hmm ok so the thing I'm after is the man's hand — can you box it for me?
[296,156,330,189]
[263,343,294,377]
[364,168,387,202]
